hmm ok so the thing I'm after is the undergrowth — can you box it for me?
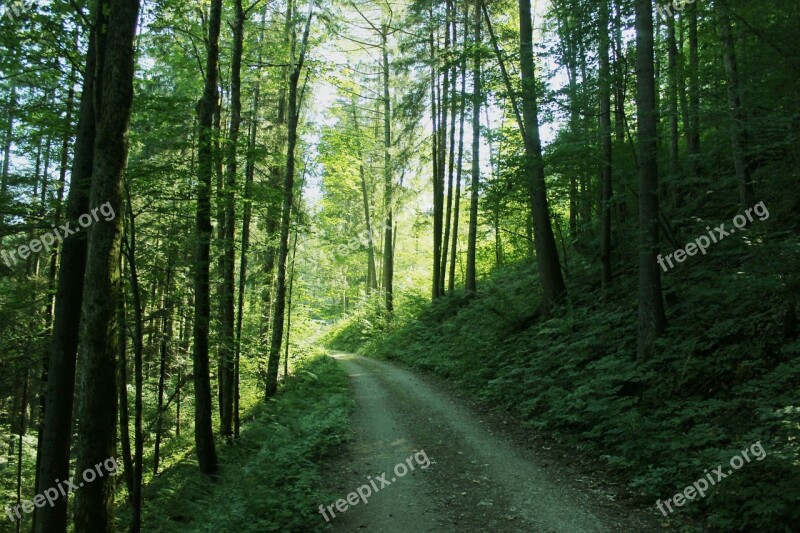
[326,223,800,531]
[132,352,352,532]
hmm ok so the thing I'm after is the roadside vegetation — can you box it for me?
[327,226,800,530]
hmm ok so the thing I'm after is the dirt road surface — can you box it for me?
[321,353,666,532]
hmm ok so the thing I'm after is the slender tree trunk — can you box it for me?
[284,227,300,377]
[266,11,312,398]
[635,0,667,361]
[440,0,458,293]
[666,12,681,205]
[193,0,222,476]
[73,0,140,530]
[382,26,394,313]
[122,185,144,533]
[519,0,566,309]
[465,0,481,294]
[431,25,443,301]
[600,0,613,287]
[449,5,468,293]
[360,162,378,291]
[219,0,244,440]
[1,84,15,201]
[153,254,174,475]
[718,0,755,209]
[687,2,700,179]
[14,368,28,533]
[613,0,625,144]
[117,266,134,497]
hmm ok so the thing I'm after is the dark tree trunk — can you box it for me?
[718,1,755,209]
[465,0,481,294]
[599,0,613,287]
[440,0,458,294]
[635,0,667,361]
[73,0,140,530]
[33,6,106,531]
[117,267,134,497]
[266,11,312,398]
[449,5,469,293]
[519,0,566,309]
[220,0,244,440]
[193,0,222,476]
[382,26,394,313]
[154,254,174,474]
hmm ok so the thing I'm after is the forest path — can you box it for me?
[321,352,666,532]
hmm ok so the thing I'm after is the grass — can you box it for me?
[130,351,353,532]
[326,223,800,531]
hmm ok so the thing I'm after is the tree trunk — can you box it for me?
[14,368,28,533]
[117,266,134,497]
[635,0,667,361]
[449,5,469,293]
[440,0,458,294]
[192,0,222,476]
[519,0,566,309]
[33,6,106,531]
[687,2,700,179]
[718,0,755,209]
[599,0,613,287]
[266,10,312,398]
[73,0,140,530]
[382,26,394,313]
[465,0,481,294]
[430,25,443,301]
[219,0,244,440]
[154,254,174,474]
[666,12,681,205]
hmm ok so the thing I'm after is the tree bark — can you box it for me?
[34,5,106,531]
[465,0,481,294]
[599,0,613,287]
[219,0,244,440]
[718,0,755,209]
[635,0,667,361]
[73,0,140,530]
[449,5,469,293]
[381,26,394,313]
[192,0,222,476]
[519,0,566,309]
[266,10,312,398]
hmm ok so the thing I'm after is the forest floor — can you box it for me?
[322,353,669,532]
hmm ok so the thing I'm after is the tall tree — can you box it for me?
[599,0,613,287]
[718,0,755,209]
[634,0,667,360]
[266,9,313,398]
[381,23,394,312]
[192,0,223,475]
[73,0,141,529]
[220,0,245,440]
[33,5,106,532]
[519,0,566,309]
[465,0,481,294]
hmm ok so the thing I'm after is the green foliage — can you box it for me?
[331,241,800,530]
[133,353,353,532]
